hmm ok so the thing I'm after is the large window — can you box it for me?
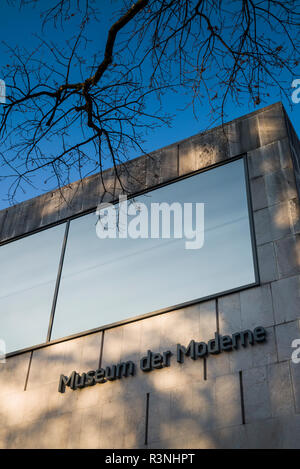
[0,224,66,353]
[0,157,258,354]
[51,158,257,340]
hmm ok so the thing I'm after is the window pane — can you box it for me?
[0,224,66,353]
[51,158,256,340]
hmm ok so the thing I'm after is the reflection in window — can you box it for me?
[51,158,256,340]
[0,224,66,353]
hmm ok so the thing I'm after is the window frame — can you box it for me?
[1,154,259,358]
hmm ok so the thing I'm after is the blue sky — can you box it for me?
[0,1,299,210]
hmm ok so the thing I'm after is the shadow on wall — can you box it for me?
[0,102,298,448]
[0,300,278,449]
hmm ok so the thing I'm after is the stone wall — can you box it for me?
[1,102,300,448]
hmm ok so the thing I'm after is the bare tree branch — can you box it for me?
[1,0,299,203]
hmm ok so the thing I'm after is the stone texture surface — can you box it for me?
[276,320,300,362]
[275,235,300,278]
[146,145,178,187]
[257,103,287,146]
[226,114,260,157]
[248,138,292,179]
[257,243,278,283]
[1,102,300,449]
[250,176,268,211]
[271,275,300,324]
[179,126,229,175]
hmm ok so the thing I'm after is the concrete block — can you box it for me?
[120,320,142,364]
[276,320,300,362]
[101,326,123,369]
[226,326,277,373]
[0,427,10,449]
[228,346,253,373]
[257,243,278,283]
[0,204,20,241]
[253,208,273,245]
[80,174,103,211]
[149,437,183,449]
[148,390,171,445]
[99,395,126,448]
[39,191,62,227]
[101,168,127,204]
[82,164,141,213]
[149,433,218,449]
[192,380,216,434]
[9,413,72,448]
[38,411,73,449]
[250,177,268,211]
[244,418,283,448]
[54,181,85,221]
[179,127,229,176]
[7,424,31,449]
[271,275,300,324]
[257,103,287,146]
[0,208,7,241]
[117,155,147,195]
[146,145,178,187]
[251,326,277,369]
[275,235,300,278]
[289,198,300,234]
[243,366,271,422]
[278,137,294,170]
[214,424,247,449]
[177,352,204,385]
[248,138,292,179]
[47,380,78,416]
[240,285,274,329]
[78,406,101,449]
[0,352,31,396]
[139,357,180,394]
[159,308,186,353]
[74,383,102,411]
[199,300,217,342]
[182,430,219,449]
[66,411,82,449]
[268,201,292,241]
[77,332,103,374]
[178,139,195,175]
[0,391,26,427]
[169,383,194,441]
[206,350,231,379]
[226,115,260,157]
[174,304,201,345]
[267,361,294,417]
[265,168,297,206]
[123,394,146,449]
[214,373,242,428]
[97,166,139,207]
[218,292,242,334]
[140,314,162,355]
[17,198,45,237]
[281,414,300,448]
[160,304,208,353]
[22,384,52,424]
[290,361,300,413]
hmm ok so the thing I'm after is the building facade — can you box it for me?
[0,102,300,449]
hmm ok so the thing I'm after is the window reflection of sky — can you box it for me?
[52,159,256,340]
[0,224,65,353]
